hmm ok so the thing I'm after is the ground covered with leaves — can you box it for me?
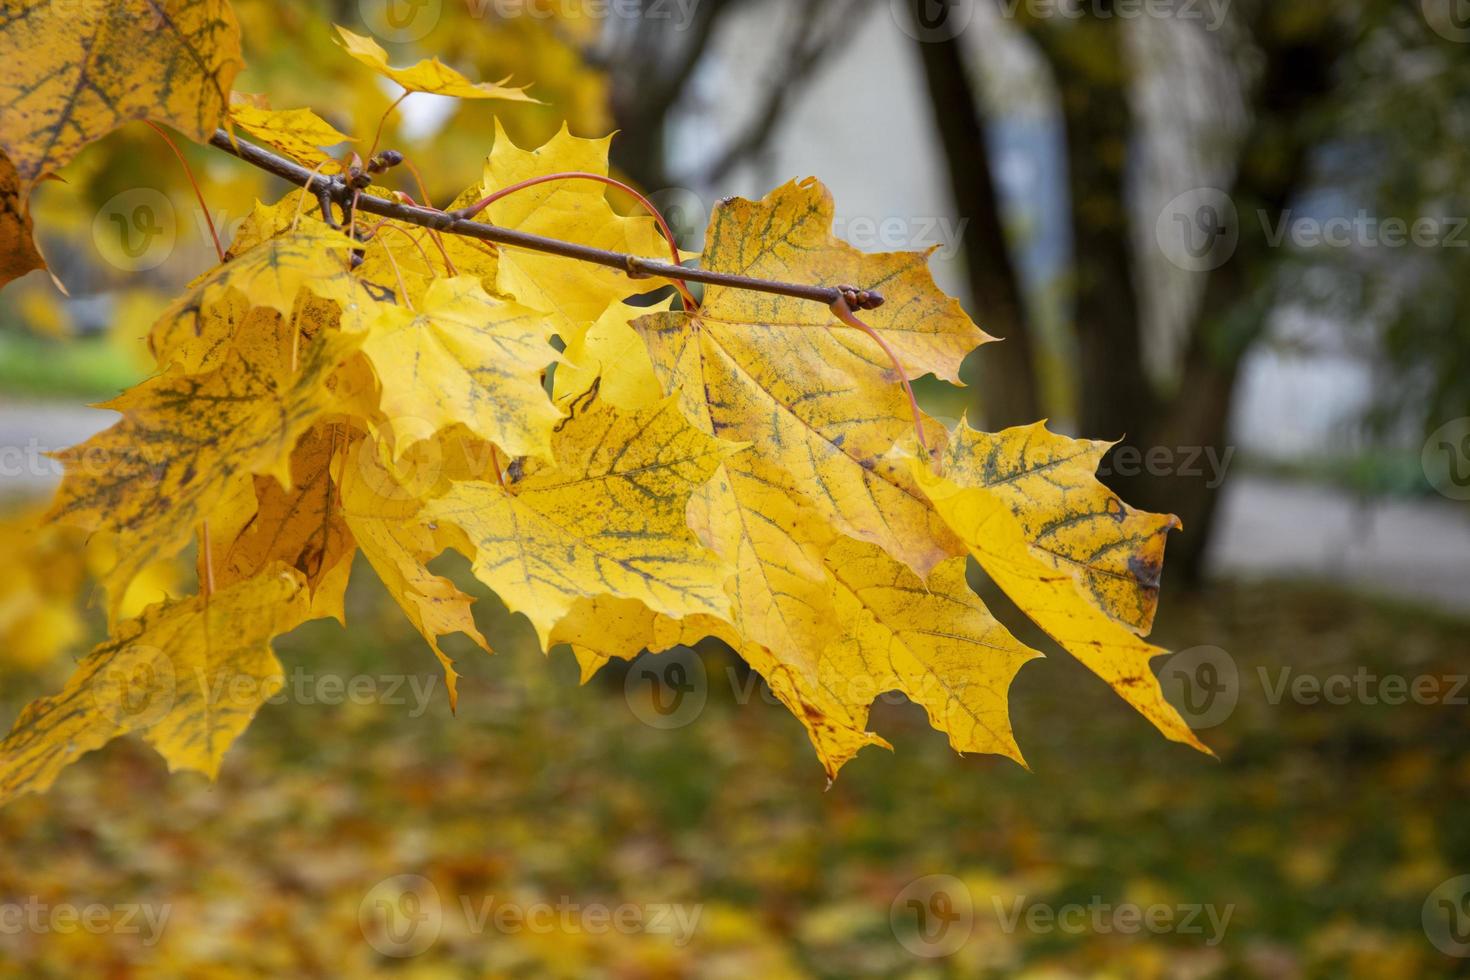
[1,568,1466,978]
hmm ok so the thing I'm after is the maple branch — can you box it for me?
[205,129,885,311]
[452,170,699,310]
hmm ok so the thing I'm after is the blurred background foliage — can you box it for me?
[2,0,1469,976]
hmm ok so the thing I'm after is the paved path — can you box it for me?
[0,399,119,498]
[1208,473,1470,613]
[4,401,1468,613]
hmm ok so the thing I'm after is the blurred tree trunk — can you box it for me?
[913,1,1346,586]
[1121,22,1341,582]
[909,0,1040,428]
[1032,10,1159,444]
[605,0,741,191]
[606,0,856,203]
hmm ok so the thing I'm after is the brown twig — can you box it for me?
[146,121,224,262]
[368,91,409,163]
[393,164,459,277]
[830,292,928,454]
[206,130,885,311]
[453,170,699,310]
[199,519,216,598]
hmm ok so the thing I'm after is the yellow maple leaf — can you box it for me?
[337,435,490,709]
[610,179,972,767]
[0,0,243,189]
[0,150,44,288]
[361,275,561,460]
[214,422,357,624]
[227,191,496,309]
[550,598,721,684]
[471,121,666,341]
[554,298,668,411]
[48,310,361,618]
[429,390,741,649]
[0,507,88,671]
[634,179,966,582]
[149,225,366,372]
[227,101,353,171]
[86,533,185,620]
[357,219,499,309]
[0,566,310,806]
[696,179,991,383]
[531,180,1208,773]
[551,539,1039,773]
[333,26,536,102]
[549,596,886,781]
[944,421,1180,633]
[820,537,1041,766]
[554,301,896,775]
[633,310,957,596]
[699,453,841,667]
[912,424,1208,754]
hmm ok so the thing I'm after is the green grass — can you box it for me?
[0,330,141,400]
[1242,449,1437,499]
